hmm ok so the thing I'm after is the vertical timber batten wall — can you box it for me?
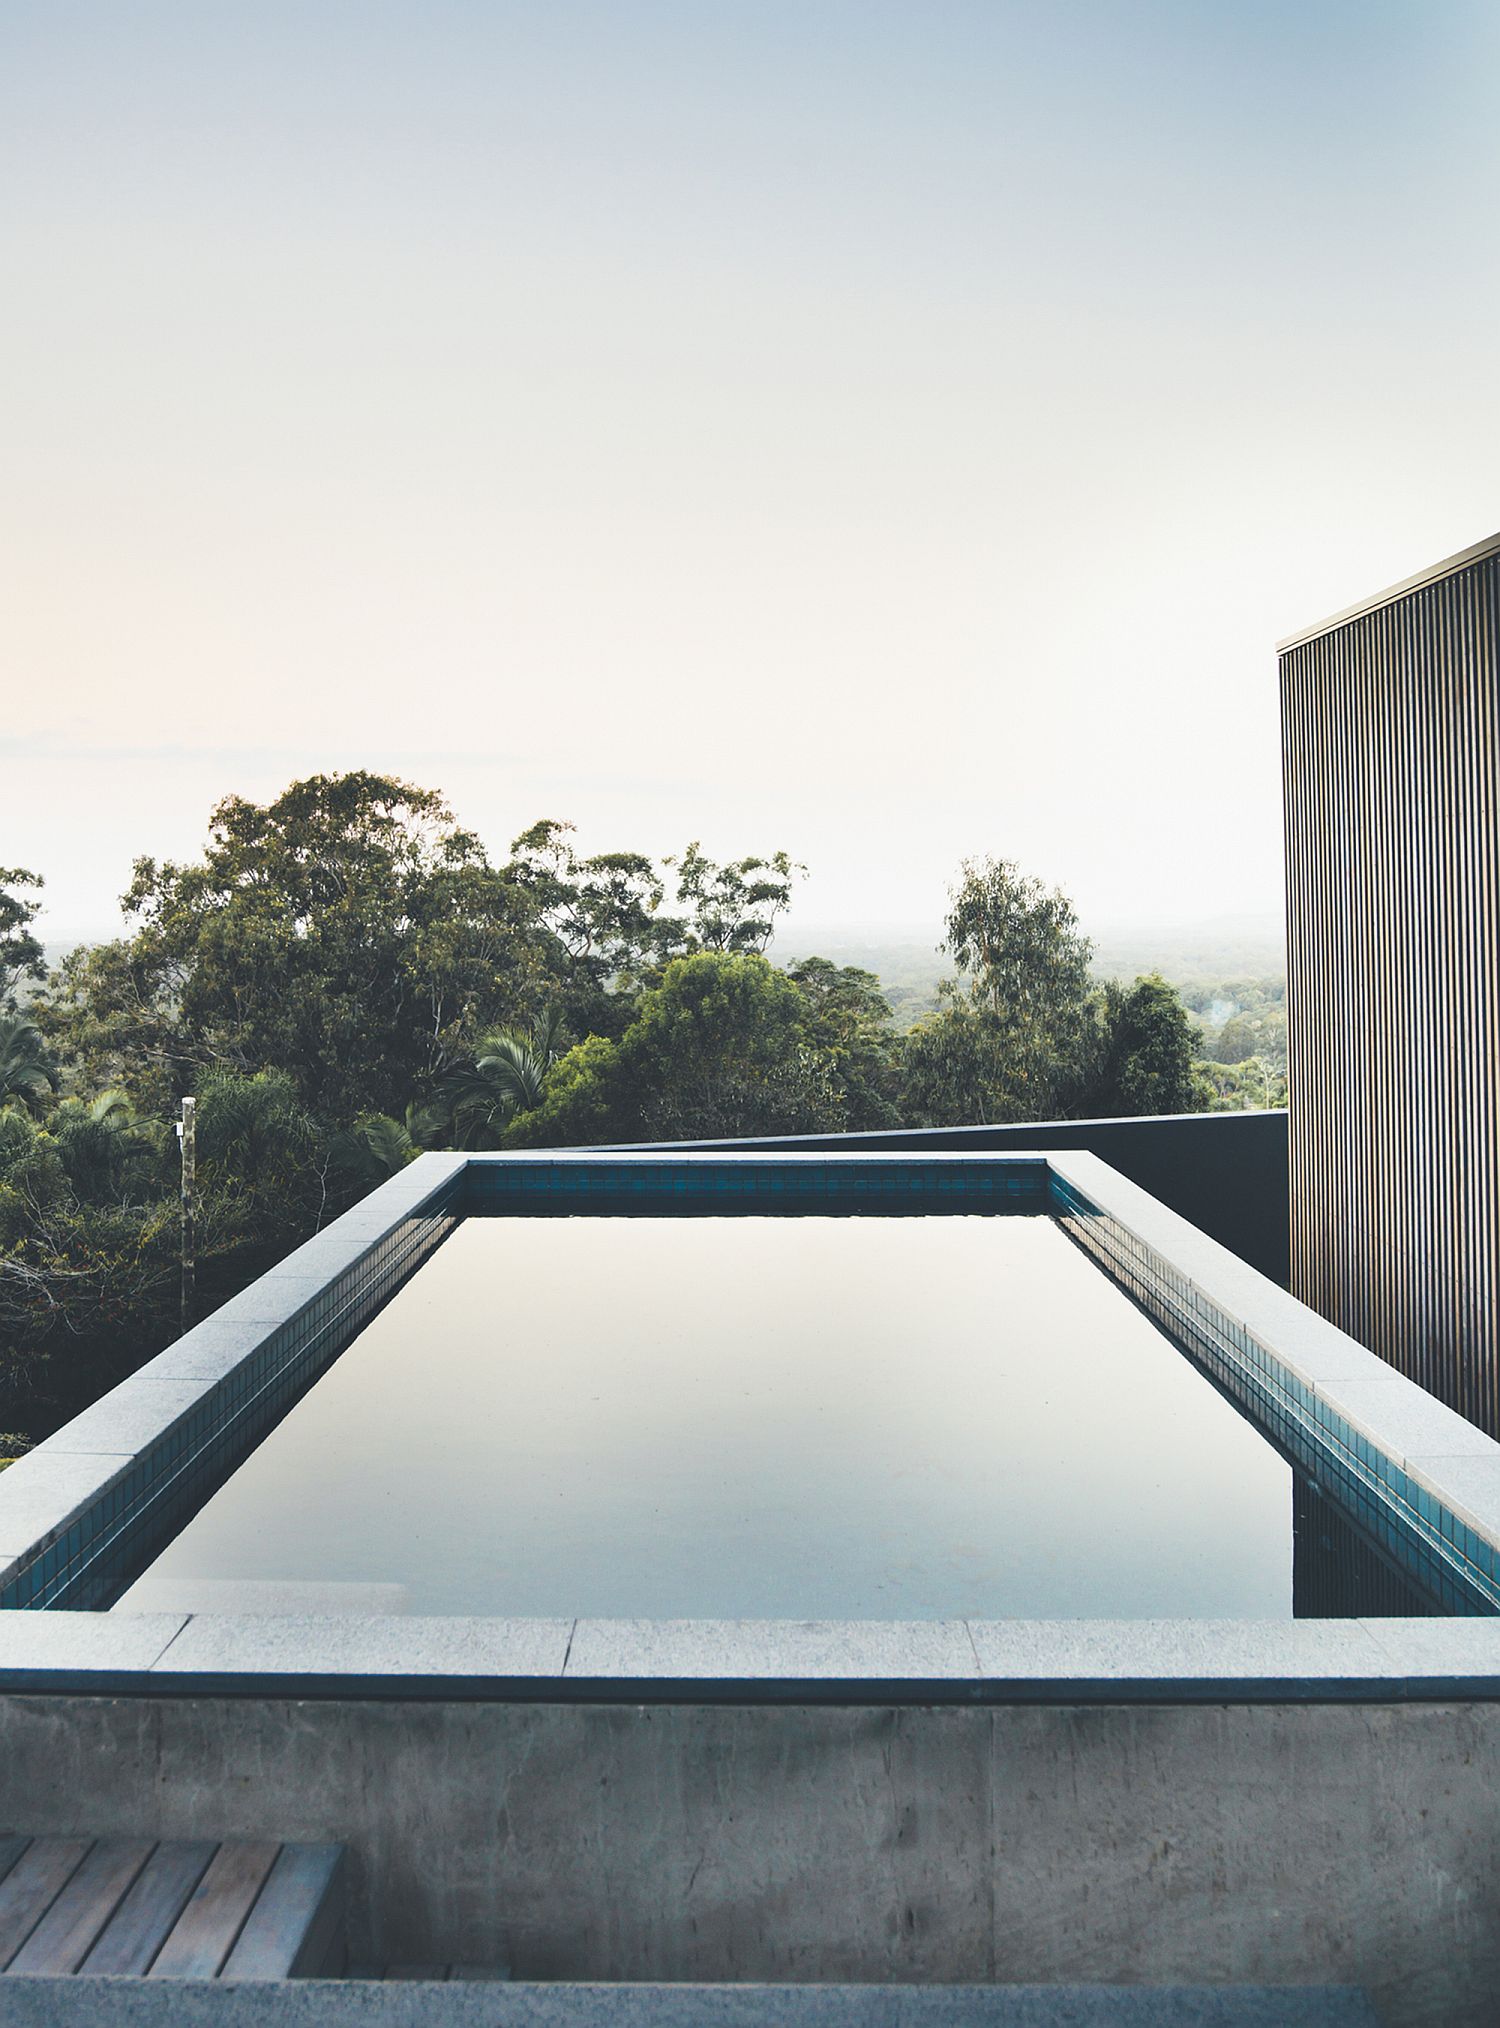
[1280,533,1500,1434]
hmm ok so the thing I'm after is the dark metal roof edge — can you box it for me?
[1276,530,1500,653]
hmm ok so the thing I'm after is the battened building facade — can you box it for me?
[1280,532,1500,1434]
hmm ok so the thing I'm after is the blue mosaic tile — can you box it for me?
[2,1188,461,1610]
[1053,1177,1499,1615]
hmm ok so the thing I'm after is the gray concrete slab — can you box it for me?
[27,1378,216,1459]
[151,1614,575,1681]
[0,1451,132,1561]
[565,1619,979,1682]
[964,1618,1393,1691]
[0,1981,1383,2026]
[1359,1614,1500,1687]
[1402,1451,1500,1540]
[1310,1370,1500,1469]
[141,1316,285,1382]
[114,1580,412,1618]
[0,1610,186,1672]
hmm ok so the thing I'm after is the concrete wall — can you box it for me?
[617,1112,1291,1289]
[1,1691,1494,2025]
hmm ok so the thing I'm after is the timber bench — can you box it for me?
[0,1836,345,1978]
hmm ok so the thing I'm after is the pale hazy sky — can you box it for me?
[3,2,1498,942]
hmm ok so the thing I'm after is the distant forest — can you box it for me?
[0,772,1286,1451]
[771,926,1287,1086]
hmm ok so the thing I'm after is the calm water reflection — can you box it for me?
[122,1216,1315,1619]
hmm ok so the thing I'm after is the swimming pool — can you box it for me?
[116,1214,1310,1620]
[5,1151,1499,1624]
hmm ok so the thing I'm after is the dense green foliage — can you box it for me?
[4,772,1239,1443]
[0,869,46,1007]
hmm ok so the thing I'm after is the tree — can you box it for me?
[900,859,1097,1125]
[31,938,187,1118]
[0,1013,59,1116]
[502,824,806,1031]
[51,1092,164,1207]
[504,821,669,1034]
[328,1109,432,1191]
[1088,975,1210,1117]
[786,958,902,1129]
[42,774,558,1120]
[436,1010,566,1147]
[945,856,1094,1031]
[0,869,45,1008]
[666,843,804,954]
[509,952,829,1146]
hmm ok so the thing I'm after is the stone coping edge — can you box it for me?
[2,1613,1500,1704]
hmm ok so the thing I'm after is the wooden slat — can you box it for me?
[81,1842,219,1976]
[7,1839,154,1975]
[0,1840,92,1970]
[148,1842,280,1979]
[0,1841,29,1892]
[1282,549,1500,1442]
[386,1963,449,1979]
[220,1844,345,1980]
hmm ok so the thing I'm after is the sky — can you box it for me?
[3,1,1498,945]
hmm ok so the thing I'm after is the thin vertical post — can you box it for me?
[179,1095,196,1336]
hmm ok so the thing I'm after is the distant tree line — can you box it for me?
[2,771,1219,1446]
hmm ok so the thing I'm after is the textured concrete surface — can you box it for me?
[11,1609,1500,1701]
[28,1380,218,1461]
[0,1611,185,1671]
[0,1454,132,1566]
[562,1620,981,1682]
[0,1694,1490,2025]
[961,1619,1391,1690]
[0,1980,1382,2026]
[152,1615,574,1679]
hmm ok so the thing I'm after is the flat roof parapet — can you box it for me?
[1276,530,1500,653]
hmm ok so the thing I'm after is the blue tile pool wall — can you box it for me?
[10,1151,1489,1619]
[459,1155,1052,1217]
[1,1196,462,1611]
[1051,1174,1500,1615]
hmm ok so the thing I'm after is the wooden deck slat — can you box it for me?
[0,1840,30,1891]
[0,1840,92,1970]
[80,1842,219,1976]
[7,1839,154,1975]
[148,1841,281,1979]
[221,1844,345,1980]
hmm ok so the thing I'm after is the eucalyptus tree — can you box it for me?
[0,868,45,1008]
[901,858,1098,1125]
[45,773,561,1120]
[509,953,834,1148]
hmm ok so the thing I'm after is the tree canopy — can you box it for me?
[4,771,1241,1447]
[0,869,45,1008]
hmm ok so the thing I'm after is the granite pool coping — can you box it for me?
[1,1611,1499,1703]
[3,1147,1500,1701]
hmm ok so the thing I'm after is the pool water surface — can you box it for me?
[113,1214,1351,1620]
